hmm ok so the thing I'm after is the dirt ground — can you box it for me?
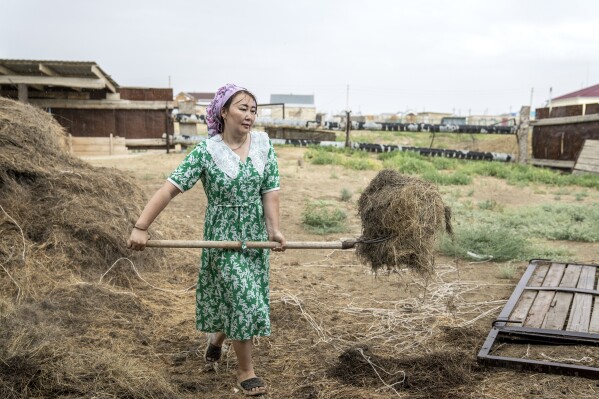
[85,143,599,399]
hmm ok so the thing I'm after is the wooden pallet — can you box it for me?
[478,260,599,379]
[573,139,599,175]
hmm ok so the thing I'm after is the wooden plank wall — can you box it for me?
[51,108,173,139]
[574,140,599,174]
[532,103,599,162]
[119,87,172,101]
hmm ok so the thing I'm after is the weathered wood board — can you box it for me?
[574,139,599,175]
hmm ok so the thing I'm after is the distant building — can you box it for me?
[260,93,316,120]
[468,114,501,126]
[421,112,453,124]
[174,91,215,117]
[0,59,174,141]
[440,116,467,125]
[550,83,599,108]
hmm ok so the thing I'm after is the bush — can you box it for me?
[340,188,352,202]
[305,148,337,165]
[498,264,517,279]
[301,200,348,234]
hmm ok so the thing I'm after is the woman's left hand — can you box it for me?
[269,230,286,252]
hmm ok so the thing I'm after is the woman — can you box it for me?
[128,83,285,396]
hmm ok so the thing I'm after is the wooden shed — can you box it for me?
[531,103,599,170]
[0,59,174,155]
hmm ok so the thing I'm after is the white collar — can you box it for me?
[205,131,270,179]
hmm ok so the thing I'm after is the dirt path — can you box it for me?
[87,146,599,398]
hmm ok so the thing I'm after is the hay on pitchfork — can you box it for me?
[356,169,452,274]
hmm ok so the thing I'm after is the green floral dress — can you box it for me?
[167,131,280,340]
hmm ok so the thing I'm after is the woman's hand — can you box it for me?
[269,230,286,252]
[127,228,149,251]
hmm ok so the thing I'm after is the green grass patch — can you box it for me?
[381,152,436,174]
[498,263,517,279]
[301,200,349,234]
[380,150,599,189]
[499,203,599,242]
[304,147,379,170]
[439,225,571,261]
[421,170,472,186]
[477,199,502,211]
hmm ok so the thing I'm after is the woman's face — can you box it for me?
[221,92,257,135]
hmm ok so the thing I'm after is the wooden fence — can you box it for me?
[68,134,128,156]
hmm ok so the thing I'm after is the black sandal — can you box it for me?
[237,377,267,396]
[204,335,222,363]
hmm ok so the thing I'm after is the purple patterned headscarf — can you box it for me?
[206,83,247,137]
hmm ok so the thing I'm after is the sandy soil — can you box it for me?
[86,143,599,399]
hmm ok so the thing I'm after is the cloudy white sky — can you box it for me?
[2,0,598,116]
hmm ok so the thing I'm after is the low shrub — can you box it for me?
[301,200,349,234]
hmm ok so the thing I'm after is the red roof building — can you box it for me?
[551,83,599,106]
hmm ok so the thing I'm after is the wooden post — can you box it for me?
[17,84,28,103]
[165,103,170,154]
[517,106,530,164]
[109,133,113,156]
[344,110,351,148]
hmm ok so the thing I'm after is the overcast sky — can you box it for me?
[2,0,598,116]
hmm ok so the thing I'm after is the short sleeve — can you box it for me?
[260,141,280,194]
[167,143,206,192]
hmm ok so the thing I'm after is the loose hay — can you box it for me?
[328,345,482,399]
[356,169,452,273]
[0,98,163,291]
[0,98,179,397]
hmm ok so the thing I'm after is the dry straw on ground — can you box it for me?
[356,169,452,274]
[3,99,585,398]
[0,98,176,398]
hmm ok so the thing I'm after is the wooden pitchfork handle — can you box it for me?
[146,240,358,250]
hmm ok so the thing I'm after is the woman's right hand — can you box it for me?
[127,228,148,251]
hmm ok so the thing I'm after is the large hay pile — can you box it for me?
[0,98,177,398]
[356,169,452,274]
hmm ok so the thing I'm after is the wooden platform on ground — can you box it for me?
[573,139,599,175]
[506,261,599,332]
[478,260,599,379]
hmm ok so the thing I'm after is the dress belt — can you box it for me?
[210,198,262,251]
[212,198,261,208]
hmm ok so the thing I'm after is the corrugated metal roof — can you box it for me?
[270,94,314,105]
[554,83,599,100]
[0,59,119,89]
